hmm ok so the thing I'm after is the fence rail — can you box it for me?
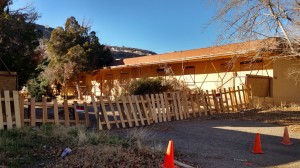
[0,85,252,130]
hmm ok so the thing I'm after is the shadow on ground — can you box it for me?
[115,119,300,168]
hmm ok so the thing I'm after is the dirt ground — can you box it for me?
[27,107,300,168]
[112,109,300,168]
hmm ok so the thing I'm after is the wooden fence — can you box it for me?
[0,85,252,130]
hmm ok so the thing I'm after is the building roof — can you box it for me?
[107,38,280,69]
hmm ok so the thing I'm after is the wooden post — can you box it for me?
[212,90,220,113]
[107,97,120,128]
[115,97,126,128]
[159,93,167,122]
[242,85,248,107]
[237,86,243,109]
[19,94,25,127]
[63,99,70,126]
[145,95,154,123]
[42,97,47,124]
[155,94,162,122]
[0,92,4,129]
[73,101,80,127]
[218,89,225,113]
[4,91,13,129]
[99,96,111,129]
[91,95,102,130]
[30,97,36,127]
[133,96,145,126]
[232,87,239,111]
[190,94,196,117]
[54,99,59,126]
[83,102,90,128]
[121,96,133,127]
[171,92,179,120]
[182,91,189,118]
[205,90,212,115]
[150,94,158,123]
[201,92,208,116]
[127,95,139,126]
[228,87,235,112]
[194,93,202,116]
[13,91,21,128]
[176,92,183,120]
[140,95,151,125]
[223,88,230,112]
[163,93,171,121]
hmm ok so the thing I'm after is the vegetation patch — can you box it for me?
[0,125,164,167]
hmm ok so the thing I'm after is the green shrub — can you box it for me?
[26,76,55,101]
[126,77,174,95]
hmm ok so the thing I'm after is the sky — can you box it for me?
[11,0,219,54]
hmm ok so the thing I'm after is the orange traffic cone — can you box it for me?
[281,127,293,145]
[161,140,178,168]
[252,133,264,154]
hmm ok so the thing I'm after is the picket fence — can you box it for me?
[0,85,251,130]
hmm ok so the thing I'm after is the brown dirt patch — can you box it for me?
[43,145,163,168]
[203,108,300,132]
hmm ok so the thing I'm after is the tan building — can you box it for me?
[63,38,300,105]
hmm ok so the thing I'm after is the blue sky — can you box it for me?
[11,0,218,54]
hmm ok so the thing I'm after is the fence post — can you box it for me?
[223,88,230,112]
[228,87,235,112]
[42,97,47,124]
[140,95,151,125]
[171,92,179,120]
[159,93,167,122]
[121,96,133,127]
[91,95,102,130]
[115,96,126,128]
[127,95,139,126]
[218,89,225,113]
[155,94,162,122]
[54,99,59,126]
[176,92,184,120]
[133,95,145,126]
[0,92,3,130]
[99,96,111,129]
[73,101,80,127]
[13,91,21,128]
[64,99,70,126]
[4,91,13,129]
[30,97,36,126]
[19,94,25,127]
[107,96,120,128]
[83,102,91,128]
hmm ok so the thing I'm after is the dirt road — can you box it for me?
[137,119,300,168]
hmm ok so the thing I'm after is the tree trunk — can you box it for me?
[75,81,82,100]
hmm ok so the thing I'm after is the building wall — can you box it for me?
[80,57,273,97]
[273,59,300,105]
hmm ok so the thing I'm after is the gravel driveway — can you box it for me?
[136,119,300,168]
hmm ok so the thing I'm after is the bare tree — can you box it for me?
[210,0,300,57]
[210,0,300,83]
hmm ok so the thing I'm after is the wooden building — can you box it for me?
[62,38,300,105]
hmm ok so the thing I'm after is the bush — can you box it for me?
[126,77,174,95]
[26,76,55,101]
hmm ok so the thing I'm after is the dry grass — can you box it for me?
[45,145,163,168]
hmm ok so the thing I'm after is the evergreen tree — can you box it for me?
[45,16,113,99]
[0,0,40,88]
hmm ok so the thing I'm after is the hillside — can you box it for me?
[108,46,156,59]
[35,24,156,59]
